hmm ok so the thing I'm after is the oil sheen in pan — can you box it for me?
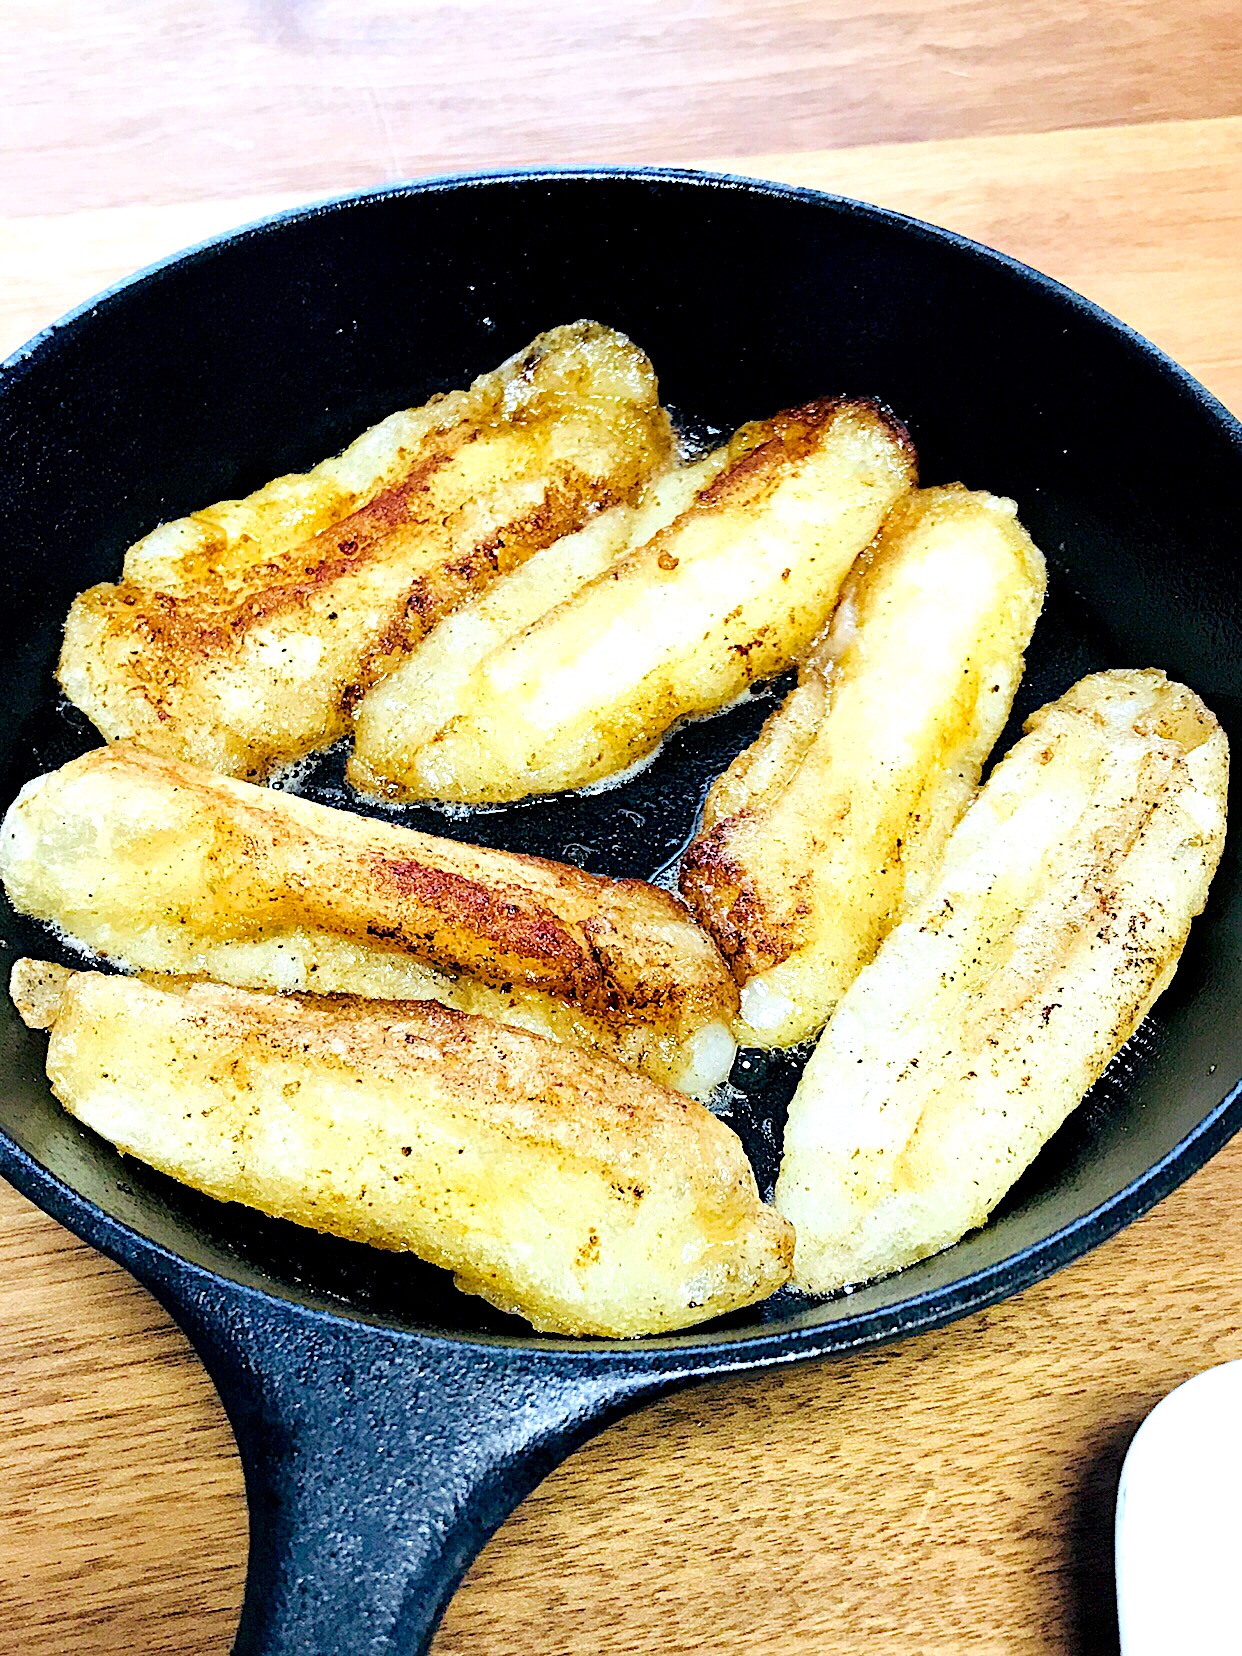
[13,519,1139,1328]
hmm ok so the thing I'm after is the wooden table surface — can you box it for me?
[1,6,1240,1653]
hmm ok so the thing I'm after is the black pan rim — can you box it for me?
[1,164,1239,1374]
[3,164,1240,452]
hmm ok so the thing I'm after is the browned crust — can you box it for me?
[104,448,455,658]
[23,742,738,1037]
[361,853,604,1000]
[345,485,621,702]
[58,322,673,778]
[679,824,805,977]
[712,396,916,510]
[76,466,623,708]
[167,979,710,1131]
[51,969,750,1185]
[283,829,733,1028]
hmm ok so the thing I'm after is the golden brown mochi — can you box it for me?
[775,669,1229,1294]
[347,397,917,804]
[12,965,793,1338]
[0,743,738,1096]
[58,322,673,781]
[680,486,1047,1047]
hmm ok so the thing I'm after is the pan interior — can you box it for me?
[0,173,1239,1353]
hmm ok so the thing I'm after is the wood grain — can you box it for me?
[2,1,1240,215]
[1,65,1241,1656]
[0,1188,246,1653]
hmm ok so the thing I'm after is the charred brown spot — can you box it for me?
[372,855,610,1004]
[139,451,458,655]
[84,451,606,681]
[349,484,613,699]
[680,825,799,975]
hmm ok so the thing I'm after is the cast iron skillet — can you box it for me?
[0,169,1240,1654]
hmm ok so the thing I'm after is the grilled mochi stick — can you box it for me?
[346,396,918,804]
[350,447,732,785]
[0,742,739,1096]
[680,486,1047,1048]
[58,321,673,782]
[12,965,793,1337]
[774,669,1229,1295]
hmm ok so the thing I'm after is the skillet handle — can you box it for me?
[161,1275,665,1656]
